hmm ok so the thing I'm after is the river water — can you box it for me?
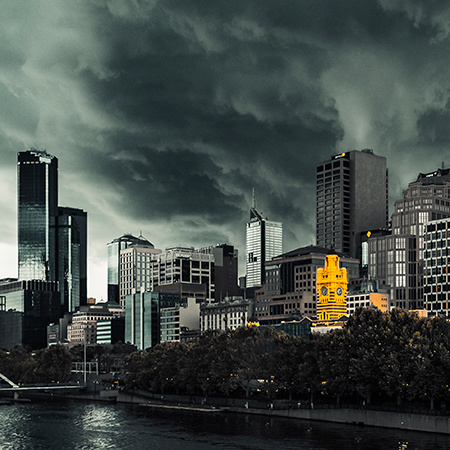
[0,400,449,449]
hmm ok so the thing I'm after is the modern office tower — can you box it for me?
[107,233,155,304]
[18,150,58,281]
[212,244,241,301]
[125,291,179,350]
[149,247,215,302]
[57,207,87,312]
[316,149,388,259]
[253,246,359,325]
[423,217,450,317]
[119,245,161,306]
[369,168,450,310]
[246,205,283,289]
[316,255,348,321]
[0,279,60,349]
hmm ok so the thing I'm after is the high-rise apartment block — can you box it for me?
[316,149,388,259]
[369,168,450,310]
[246,206,282,288]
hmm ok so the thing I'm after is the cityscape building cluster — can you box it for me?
[0,148,449,350]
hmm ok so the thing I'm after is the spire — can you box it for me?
[252,187,256,209]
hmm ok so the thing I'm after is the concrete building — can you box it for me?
[67,301,124,345]
[346,292,389,315]
[369,168,450,310]
[253,246,359,325]
[149,247,215,302]
[107,233,156,304]
[246,200,283,289]
[96,317,125,345]
[424,217,450,317]
[200,297,250,332]
[316,149,388,260]
[119,244,161,306]
[160,297,200,342]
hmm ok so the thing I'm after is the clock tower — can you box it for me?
[316,255,347,321]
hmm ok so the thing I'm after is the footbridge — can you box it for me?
[0,372,85,400]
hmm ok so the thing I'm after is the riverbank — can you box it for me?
[17,389,450,435]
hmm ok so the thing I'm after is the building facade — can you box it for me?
[246,206,283,288]
[149,247,215,302]
[316,149,388,260]
[0,279,60,349]
[253,246,359,325]
[160,297,200,342]
[369,168,450,310]
[18,149,58,281]
[107,233,156,304]
[200,297,250,332]
[125,291,179,350]
[119,244,161,306]
[316,255,348,321]
[424,217,450,317]
[57,207,87,312]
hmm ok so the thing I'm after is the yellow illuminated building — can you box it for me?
[316,255,347,321]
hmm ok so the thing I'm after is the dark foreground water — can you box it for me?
[0,400,449,449]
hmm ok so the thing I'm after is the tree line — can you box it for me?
[124,308,450,410]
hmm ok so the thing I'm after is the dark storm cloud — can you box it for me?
[3,0,450,296]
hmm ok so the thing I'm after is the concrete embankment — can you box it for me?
[115,392,450,435]
[23,389,450,435]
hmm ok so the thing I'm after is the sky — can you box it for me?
[1,0,450,301]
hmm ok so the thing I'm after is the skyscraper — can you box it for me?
[246,200,283,289]
[316,149,388,259]
[57,207,87,312]
[18,149,58,281]
[369,168,450,310]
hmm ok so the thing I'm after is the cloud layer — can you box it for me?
[1,0,450,298]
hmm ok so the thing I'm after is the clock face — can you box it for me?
[336,287,343,296]
[321,286,328,296]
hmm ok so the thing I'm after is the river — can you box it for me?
[0,399,449,449]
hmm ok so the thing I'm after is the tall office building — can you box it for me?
[18,150,58,281]
[57,207,87,312]
[246,204,283,289]
[107,233,155,304]
[316,149,388,259]
[369,168,450,310]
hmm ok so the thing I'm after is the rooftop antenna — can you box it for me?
[252,187,256,209]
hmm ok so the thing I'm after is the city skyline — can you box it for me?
[1,2,450,300]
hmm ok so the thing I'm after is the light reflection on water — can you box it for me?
[0,400,449,449]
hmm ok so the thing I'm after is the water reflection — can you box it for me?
[0,400,449,450]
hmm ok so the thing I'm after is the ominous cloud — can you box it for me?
[1,0,450,298]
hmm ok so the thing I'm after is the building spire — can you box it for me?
[252,187,256,209]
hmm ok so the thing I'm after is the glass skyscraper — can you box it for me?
[18,150,58,281]
[246,206,283,288]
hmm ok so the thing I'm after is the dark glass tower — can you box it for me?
[57,207,87,312]
[18,150,58,281]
